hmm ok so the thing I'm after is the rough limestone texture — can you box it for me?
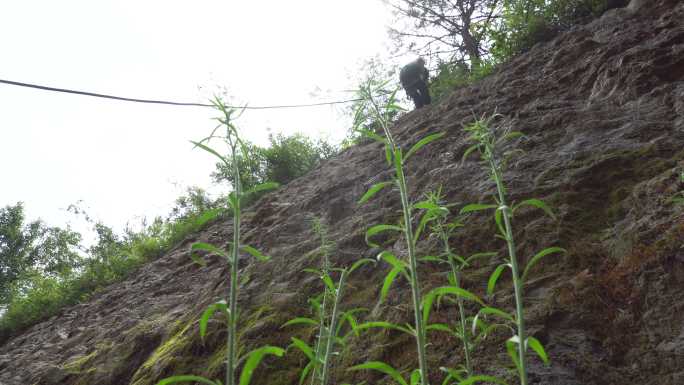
[1,1,683,384]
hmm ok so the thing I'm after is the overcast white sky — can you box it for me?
[0,0,403,236]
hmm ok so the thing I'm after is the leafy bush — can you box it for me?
[212,133,336,190]
[0,189,225,341]
[429,61,496,102]
[491,0,615,61]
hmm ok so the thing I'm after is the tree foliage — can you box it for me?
[389,0,626,84]
[489,0,619,61]
[0,203,81,303]
[0,188,225,340]
[386,0,501,68]
[212,133,336,190]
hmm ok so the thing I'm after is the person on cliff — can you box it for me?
[400,57,432,109]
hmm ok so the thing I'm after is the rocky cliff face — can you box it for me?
[2,1,683,384]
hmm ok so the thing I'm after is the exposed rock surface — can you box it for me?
[1,0,683,384]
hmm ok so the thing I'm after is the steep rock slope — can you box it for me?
[2,1,683,384]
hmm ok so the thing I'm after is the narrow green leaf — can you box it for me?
[377,251,408,270]
[299,361,314,385]
[471,312,482,337]
[419,255,447,264]
[448,254,469,268]
[522,247,566,283]
[238,346,285,385]
[157,375,219,385]
[426,323,453,334]
[191,242,228,258]
[474,323,512,343]
[365,224,402,247]
[393,148,403,175]
[348,258,375,274]
[422,289,438,326]
[340,309,366,337]
[281,317,318,328]
[487,263,510,295]
[423,286,484,326]
[380,266,403,305]
[526,336,550,365]
[190,140,227,165]
[437,286,485,305]
[356,321,413,335]
[513,198,555,220]
[348,361,408,385]
[200,300,229,341]
[359,182,392,205]
[465,252,497,265]
[357,128,387,144]
[478,306,514,323]
[460,203,497,214]
[321,272,336,292]
[506,336,522,376]
[461,144,480,164]
[241,245,270,262]
[440,367,467,385]
[404,132,445,162]
[495,207,506,237]
[413,200,441,211]
[385,144,393,166]
[410,369,422,385]
[457,375,508,385]
[502,131,524,141]
[289,338,314,361]
[414,210,437,243]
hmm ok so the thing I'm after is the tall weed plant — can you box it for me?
[350,80,484,385]
[283,219,373,385]
[158,98,283,385]
[418,188,500,382]
[461,115,565,385]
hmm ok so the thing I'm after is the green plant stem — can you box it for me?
[227,141,242,385]
[443,234,472,376]
[311,245,331,385]
[490,162,527,385]
[320,270,347,385]
[310,301,327,385]
[456,289,472,375]
[397,166,430,385]
[368,90,430,385]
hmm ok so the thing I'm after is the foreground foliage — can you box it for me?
[462,115,564,385]
[158,98,282,385]
[283,219,372,385]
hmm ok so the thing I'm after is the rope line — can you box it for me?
[0,78,366,109]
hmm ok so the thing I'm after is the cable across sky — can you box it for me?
[0,78,366,110]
